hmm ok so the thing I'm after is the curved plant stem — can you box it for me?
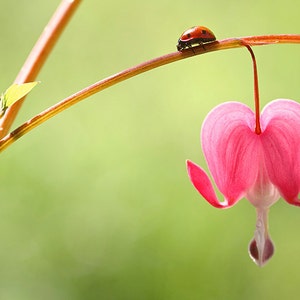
[0,34,300,153]
[0,0,82,139]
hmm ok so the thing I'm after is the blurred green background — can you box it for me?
[0,0,300,299]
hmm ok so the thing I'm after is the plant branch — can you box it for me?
[0,34,299,153]
[0,0,82,139]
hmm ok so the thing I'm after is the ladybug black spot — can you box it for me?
[187,33,191,38]
[201,30,207,34]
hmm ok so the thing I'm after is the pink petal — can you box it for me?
[261,100,300,206]
[201,102,261,201]
[186,160,236,208]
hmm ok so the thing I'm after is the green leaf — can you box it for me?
[1,81,40,110]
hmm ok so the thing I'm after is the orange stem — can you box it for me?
[0,0,82,138]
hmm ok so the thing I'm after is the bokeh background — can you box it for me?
[0,0,300,299]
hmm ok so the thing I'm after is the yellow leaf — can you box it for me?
[3,82,40,108]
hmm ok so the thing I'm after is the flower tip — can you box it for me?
[186,159,237,209]
[186,159,193,168]
[248,237,274,267]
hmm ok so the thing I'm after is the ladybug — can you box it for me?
[176,26,216,51]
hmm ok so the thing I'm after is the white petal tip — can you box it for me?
[248,237,274,267]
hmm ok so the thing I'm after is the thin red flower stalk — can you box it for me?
[244,44,261,134]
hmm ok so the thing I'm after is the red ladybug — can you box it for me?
[177,26,216,51]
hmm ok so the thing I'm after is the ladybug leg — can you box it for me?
[200,42,206,50]
[188,44,196,54]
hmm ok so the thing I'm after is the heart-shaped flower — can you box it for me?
[187,99,300,266]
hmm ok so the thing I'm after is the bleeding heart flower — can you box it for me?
[187,99,300,266]
[186,45,300,266]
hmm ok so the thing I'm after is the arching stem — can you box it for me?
[0,35,300,152]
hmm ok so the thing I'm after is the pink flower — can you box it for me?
[187,99,300,266]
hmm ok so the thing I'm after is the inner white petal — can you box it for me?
[246,161,280,209]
